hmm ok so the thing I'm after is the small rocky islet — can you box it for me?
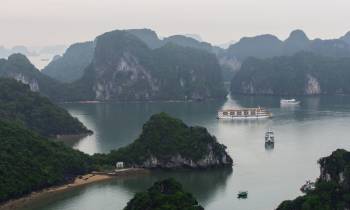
[93,112,233,169]
[124,178,204,210]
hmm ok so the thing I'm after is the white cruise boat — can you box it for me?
[280,98,300,105]
[265,128,274,144]
[217,107,272,120]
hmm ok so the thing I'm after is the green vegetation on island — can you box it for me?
[94,112,233,169]
[60,30,226,102]
[0,54,66,101]
[277,149,350,210]
[0,111,231,203]
[37,29,226,102]
[0,78,91,137]
[224,30,350,62]
[0,120,93,203]
[124,178,204,210]
[231,52,350,96]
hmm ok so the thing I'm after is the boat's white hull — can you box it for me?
[217,115,271,120]
[280,99,300,106]
[280,102,300,106]
[217,107,272,120]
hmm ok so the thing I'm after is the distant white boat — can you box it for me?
[217,107,272,120]
[280,98,300,106]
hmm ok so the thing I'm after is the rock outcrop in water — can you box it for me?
[231,52,350,96]
[124,178,204,210]
[277,149,350,210]
[94,113,233,169]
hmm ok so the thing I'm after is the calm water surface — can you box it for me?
[23,95,350,210]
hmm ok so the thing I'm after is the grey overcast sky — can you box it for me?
[1,0,350,47]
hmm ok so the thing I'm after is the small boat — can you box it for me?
[237,191,248,199]
[280,98,300,106]
[217,107,272,120]
[265,128,274,144]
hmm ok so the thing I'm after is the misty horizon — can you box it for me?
[1,28,350,50]
[2,0,350,47]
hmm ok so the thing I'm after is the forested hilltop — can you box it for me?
[231,52,350,96]
[0,120,93,203]
[277,149,350,210]
[93,112,233,169]
[0,78,91,137]
[0,54,65,101]
[124,178,204,210]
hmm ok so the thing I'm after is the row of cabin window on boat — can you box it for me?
[222,110,256,116]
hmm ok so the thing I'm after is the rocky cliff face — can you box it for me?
[0,54,41,92]
[305,74,321,95]
[319,149,350,187]
[134,144,232,169]
[76,30,226,101]
[231,52,350,96]
[12,73,40,92]
[0,54,64,100]
[221,30,350,78]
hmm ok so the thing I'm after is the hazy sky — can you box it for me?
[1,0,350,47]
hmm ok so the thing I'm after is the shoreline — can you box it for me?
[0,168,149,210]
[61,97,227,104]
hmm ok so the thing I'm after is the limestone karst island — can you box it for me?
[1,1,350,210]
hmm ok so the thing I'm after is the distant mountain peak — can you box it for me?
[7,53,33,66]
[286,29,309,42]
[239,34,281,42]
[183,34,203,42]
[340,31,350,44]
[343,31,350,37]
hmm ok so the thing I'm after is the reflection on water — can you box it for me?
[265,143,275,151]
[30,95,350,210]
[117,168,233,206]
[62,100,226,154]
[22,169,232,210]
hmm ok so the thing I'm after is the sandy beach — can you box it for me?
[0,169,149,210]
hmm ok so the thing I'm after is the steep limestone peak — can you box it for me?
[7,53,33,67]
[286,29,309,42]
